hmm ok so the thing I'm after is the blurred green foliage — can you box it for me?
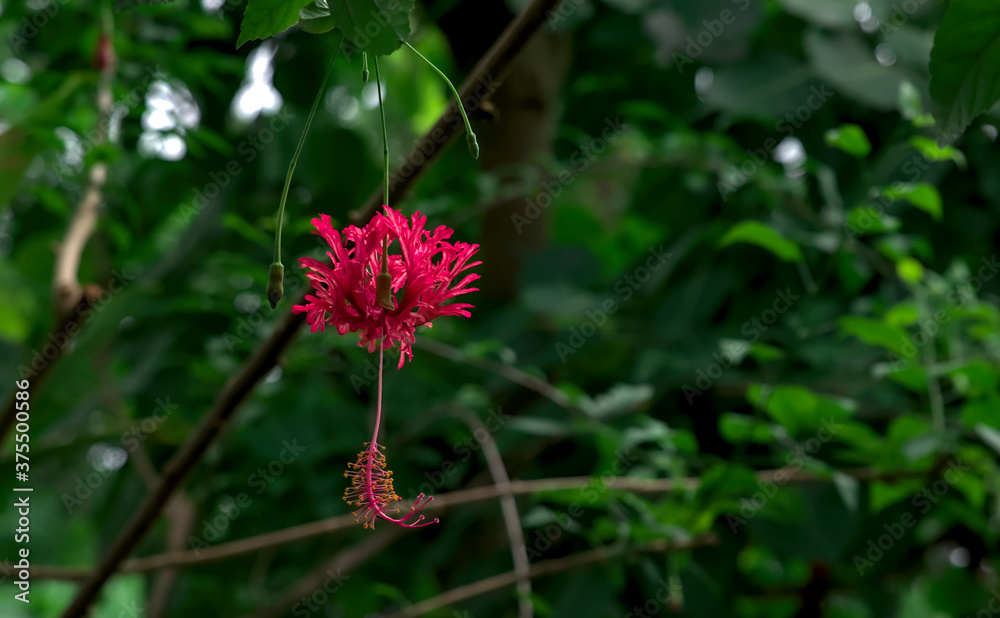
[1,0,1000,616]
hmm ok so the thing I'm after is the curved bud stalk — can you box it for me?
[404,42,480,159]
[269,35,343,307]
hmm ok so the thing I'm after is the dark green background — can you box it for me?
[1,0,1000,616]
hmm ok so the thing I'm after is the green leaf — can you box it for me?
[719,221,802,262]
[805,29,907,111]
[0,295,32,344]
[825,123,871,157]
[698,463,761,501]
[506,416,573,437]
[719,413,777,444]
[698,54,816,119]
[831,420,884,453]
[898,81,923,121]
[775,0,860,28]
[299,0,338,34]
[875,234,930,263]
[622,418,672,449]
[746,384,855,436]
[946,360,999,398]
[238,0,315,48]
[881,364,928,392]
[580,383,655,419]
[928,0,1000,138]
[331,0,415,56]
[719,338,752,365]
[909,136,966,166]
[222,213,272,249]
[901,433,943,461]
[113,0,174,10]
[0,128,43,210]
[870,479,926,513]
[832,471,859,513]
[750,342,784,362]
[885,302,919,328]
[881,183,943,220]
[846,206,901,235]
[961,397,1000,430]
[974,423,1000,455]
[896,257,924,284]
[528,592,555,616]
[96,575,147,618]
[0,263,35,344]
[838,316,909,355]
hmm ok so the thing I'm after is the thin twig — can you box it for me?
[382,536,720,618]
[15,464,933,582]
[98,346,158,488]
[464,413,532,618]
[416,338,577,412]
[58,1,563,614]
[147,494,196,618]
[242,529,404,618]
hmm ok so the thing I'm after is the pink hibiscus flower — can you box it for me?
[293,206,480,368]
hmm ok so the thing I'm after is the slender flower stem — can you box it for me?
[374,55,389,206]
[361,336,384,520]
[272,35,344,266]
[374,56,391,302]
[373,330,384,445]
[404,42,479,159]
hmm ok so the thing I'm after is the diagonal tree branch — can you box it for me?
[416,338,578,412]
[350,0,562,223]
[59,1,562,614]
[97,345,196,616]
[60,305,307,617]
[0,288,101,454]
[242,528,405,618]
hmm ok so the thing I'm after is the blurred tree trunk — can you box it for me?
[434,1,572,299]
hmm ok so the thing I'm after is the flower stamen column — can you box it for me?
[343,329,437,529]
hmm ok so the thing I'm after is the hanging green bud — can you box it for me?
[404,42,483,161]
[266,262,284,309]
[466,132,479,159]
[362,53,370,84]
